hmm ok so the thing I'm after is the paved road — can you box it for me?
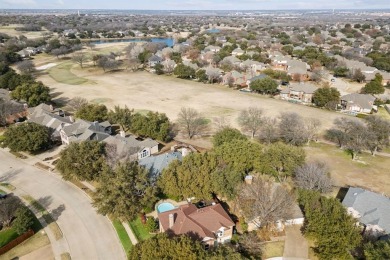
[0,149,126,260]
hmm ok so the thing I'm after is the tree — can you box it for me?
[351,68,365,83]
[130,111,172,142]
[238,107,264,139]
[0,98,23,126]
[237,177,294,228]
[93,160,158,221]
[196,69,208,83]
[97,56,121,72]
[278,112,309,146]
[12,206,34,235]
[177,107,208,139]
[65,97,88,112]
[294,162,332,193]
[249,77,278,95]
[11,81,51,107]
[212,165,243,200]
[258,117,279,144]
[3,122,51,152]
[75,103,108,122]
[214,139,263,173]
[154,63,164,75]
[159,152,217,200]
[16,60,35,74]
[108,105,133,132]
[256,142,305,182]
[361,73,385,94]
[333,66,349,77]
[56,141,107,181]
[145,217,158,233]
[364,240,390,260]
[173,64,196,79]
[205,67,221,83]
[298,190,362,259]
[238,232,263,258]
[312,86,340,108]
[129,234,207,260]
[72,52,89,68]
[213,127,247,147]
[0,195,21,228]
[365,115,390,156]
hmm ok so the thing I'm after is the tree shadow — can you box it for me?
[50,92,64,99]
[37,196,53,209]
[0,168,23,183]
[52,97,70,108]
[336,186,349,202]
[50,204,65,221]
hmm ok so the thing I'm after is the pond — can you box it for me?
[91,37,174,47]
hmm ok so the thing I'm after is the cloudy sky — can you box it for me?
[1,0,389,10]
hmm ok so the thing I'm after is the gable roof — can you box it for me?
[139,152,182,180]
[288,83,318,94]
[343,187,390,234]
[148,55,163,62]
[62,119,111,143]
[104,134,158,155]
[159,203,235,240]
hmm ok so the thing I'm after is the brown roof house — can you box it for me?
[158,203,235,248]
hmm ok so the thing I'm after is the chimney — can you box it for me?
[69,115,74,123]
[168,213,174,228]
[119,131,126,138]
[49,104,54,111]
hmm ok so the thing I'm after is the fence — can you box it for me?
[0,229,34,255]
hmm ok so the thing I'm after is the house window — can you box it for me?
[141,149,148,158]
[204,244,210,250]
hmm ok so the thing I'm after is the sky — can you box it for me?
[1,0,390,10]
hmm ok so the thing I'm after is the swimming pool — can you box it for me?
[157,202,175,213]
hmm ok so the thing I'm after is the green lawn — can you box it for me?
[0,228,19,247]
[262,241,285,258]
[129,217,152,241]
[378,107,390,120]
[112,220,132,256]
[48,62,90,85]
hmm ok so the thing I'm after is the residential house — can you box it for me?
[232,48,245,56]
[28,104,73,140]
[270,53,290,70]
[158,203,235,248]
[342,187,390,239]
[280,83,318,103]
[222,70,247,87]
[139,151,182,181]
[204,45,221,53]
[0,89,27,124]
[60,119,112,145]
[240,59,267,73]
[216,36,227,43]
[221,56,241,67]
[104,133,159,160]
[341,93,376,114]
[148,55,163,67]
[287,60,310,81]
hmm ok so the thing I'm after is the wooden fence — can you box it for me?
[0,229,34,255]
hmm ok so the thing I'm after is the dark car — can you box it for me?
[0,193,7,199]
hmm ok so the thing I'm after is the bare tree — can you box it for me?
[365,115,390,156]
[0,195,21,227]
[125,58,140,71]
[304,118,321,144]
[177,107,209,139]
[294,161,333,193]
[238,107,264,139]
[213,116,230,131]
[16,60,35,74]
[205,67,221,83]
[72,52,89,68]
[259,117,279,144]
[237,177,294,229]
[97,56,121,72]
[279,112,308,146]
[238,232,263,257]
[104,143,138,168]
[66,97,88,112]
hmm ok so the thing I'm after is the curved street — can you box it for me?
[0,149,126,260]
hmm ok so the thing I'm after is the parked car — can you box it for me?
[0,193,7,199]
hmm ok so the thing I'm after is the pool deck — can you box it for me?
[148,199,189,218]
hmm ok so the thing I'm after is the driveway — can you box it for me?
[283,225,308,260]
[0,149,126,260]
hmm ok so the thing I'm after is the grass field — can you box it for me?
[305,142,390,196]
[0,232,50,260]
[262,241,285,258]
[378,107,390,120]
[48,61,91,85]
[112,220,132,256]
[0,228,19,247]
[129,217,152,241]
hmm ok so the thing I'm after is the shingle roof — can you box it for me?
[139,152,182,180]
[159,203,235,240]
[343,187,390,234]
[104,134,158,155]
[288,83,318,94]
[341,93,376,110]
